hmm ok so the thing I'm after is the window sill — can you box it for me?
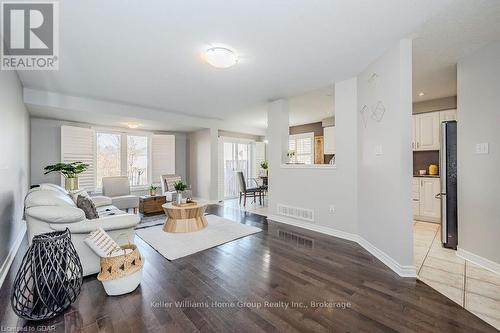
[280,164,337,169]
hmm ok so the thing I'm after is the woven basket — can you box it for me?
[97,244,144,282]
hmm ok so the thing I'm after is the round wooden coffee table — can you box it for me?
[161,202,208,233]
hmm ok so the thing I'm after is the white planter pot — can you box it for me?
[101,267,143,296]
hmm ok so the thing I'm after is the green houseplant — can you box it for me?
[44,161,89,190]
[260,160,268,176]
[149,184,159,196]
[173,181,188,204]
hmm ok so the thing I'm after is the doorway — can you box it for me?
[222,140,254,199]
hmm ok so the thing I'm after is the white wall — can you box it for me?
[268,79,359,235]
[188,128,219,201]
[357,39,414,270]
[457,41,500,266]
[30,118,188,186]
[0,71,30,285]
[267,39,415,276]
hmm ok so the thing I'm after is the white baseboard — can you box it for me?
[0,222,26,289]
[267,214,359,242]
[457,247,500,276]
[267,214,417,278]
[357,237,417,277]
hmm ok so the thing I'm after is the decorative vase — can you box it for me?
[176,191,182,204]
[65,177,79,191]
[149,189,156,196]
[11,229,83,321]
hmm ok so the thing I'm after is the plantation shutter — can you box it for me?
[289,132,314,164]
[151,134,175,185]
[217,138,224,201]
[255,141,266,176]
[61,126,96,191]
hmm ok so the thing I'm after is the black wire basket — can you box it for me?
[11,228,83,321]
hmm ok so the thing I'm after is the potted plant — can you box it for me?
[44,161,89,190]
[260,160,268,176]
[174,180,188,204]
[286,151,296,164]
[149,184,159,196]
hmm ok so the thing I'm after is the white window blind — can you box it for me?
[151,134,175,184]
[61,126,96,191]
[255,141,266,175]
[289,132,314,164]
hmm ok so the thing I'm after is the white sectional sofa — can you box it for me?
[24,184,140,276]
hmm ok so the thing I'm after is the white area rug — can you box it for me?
[135,215,261,260]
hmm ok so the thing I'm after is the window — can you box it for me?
[127,135,148,186]
[96,131,152,188]
[96,132,121,188]
[289,132,314,164]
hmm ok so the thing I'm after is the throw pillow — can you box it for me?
[70,189,89,204]
[77,195,99,220]
[165,176,181,191]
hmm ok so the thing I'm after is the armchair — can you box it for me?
[160,174,192,202]
[101,176,139,213]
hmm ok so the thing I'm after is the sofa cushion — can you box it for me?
[25,189,77,209]
[26,206,85,223]
[49,213,140,234]
[96,205,126,218]
[77,196,99,220]
[91,196,113,207]
[111,195,139,210]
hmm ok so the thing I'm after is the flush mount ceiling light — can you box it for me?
[204,47,238,69]
[418,92,425,97]
[127,122,140,129]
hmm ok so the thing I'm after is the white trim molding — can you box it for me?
[457,247,500,275]
[0,222,26,289]
[280,164,336,169]
[267,214,417,278]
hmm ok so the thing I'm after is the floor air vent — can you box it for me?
[277,204,314,222]
[277,230,314,249]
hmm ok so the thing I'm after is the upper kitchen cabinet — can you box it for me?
[439,109,457,122]
[323,126,335,154]
[413,112,440,151]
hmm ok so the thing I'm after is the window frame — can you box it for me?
[288,132,314,165]
[95,128,153,190]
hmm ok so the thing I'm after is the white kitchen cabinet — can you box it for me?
[414,112,440,151]
[323,126,335,154]
[412,178,420,216]
[440,109,457,122]
[413,177,441,222]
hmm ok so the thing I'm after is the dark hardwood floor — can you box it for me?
[0,205,497,332]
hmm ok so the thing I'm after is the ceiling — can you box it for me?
[412,0,500,101]
[19,0,452,132]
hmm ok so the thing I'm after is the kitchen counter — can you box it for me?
[413,174,440,178]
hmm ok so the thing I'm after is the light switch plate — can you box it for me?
[375,145,383,156]
[475,143,489,154]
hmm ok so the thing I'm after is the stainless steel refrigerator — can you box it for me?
[438,120,458,249]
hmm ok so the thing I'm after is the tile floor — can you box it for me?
[219,196,269,217]
[414,221,500,330]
